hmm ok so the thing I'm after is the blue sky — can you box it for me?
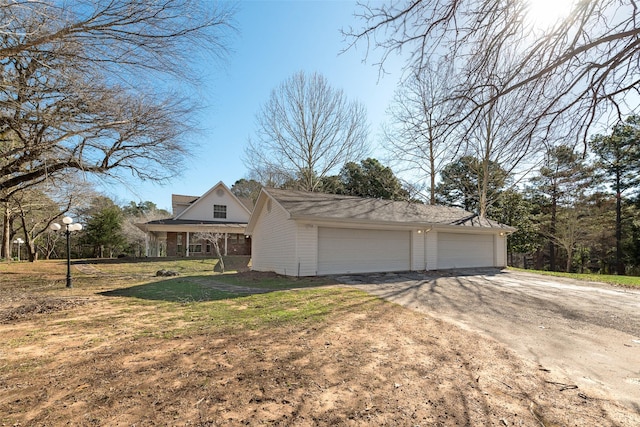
[104,0,404,211]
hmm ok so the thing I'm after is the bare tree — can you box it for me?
[2,177,94,261]
[0,0,235,203]
[195,232,225,273]
[462,81,546,218]
[546,206,588,273]
[0,1,234,79]
[122,202,171,258]
[245,71,369,192]
[345,0,640,142]
[384,60,462,204]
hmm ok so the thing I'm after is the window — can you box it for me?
[229,234,245,243]
[213,204,227,219]
[176,234,183,254]
[188,244,202,253]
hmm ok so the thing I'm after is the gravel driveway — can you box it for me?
[337,268,640,408]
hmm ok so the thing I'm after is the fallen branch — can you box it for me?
[545,380,578,391]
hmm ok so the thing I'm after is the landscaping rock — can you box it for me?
[156,269,179,277]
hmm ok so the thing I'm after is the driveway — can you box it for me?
[337,269,640,407]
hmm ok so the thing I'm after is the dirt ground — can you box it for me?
[2,275,640,425]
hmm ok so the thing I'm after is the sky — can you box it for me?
[102,0,405,212]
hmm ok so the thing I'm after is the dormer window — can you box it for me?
[213,204,227,219]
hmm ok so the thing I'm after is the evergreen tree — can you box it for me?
[321,158,411,201]
[82,197,126,258]
[435,156,508,215]
[530,146,591,271]
[230,179,262,203]
[490,189,541,266]
[340,158,410,201]
[590,116,640,274]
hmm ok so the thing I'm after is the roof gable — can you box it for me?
[247,188,514,232]
[172,194,199,217]
[174,181,252,223]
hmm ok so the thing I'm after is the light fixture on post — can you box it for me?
[50,216,83,288]
[12,237,24,261]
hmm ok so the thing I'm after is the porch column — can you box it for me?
[186,232,190,257]
[224,233,228,256]
[144,233,150,257]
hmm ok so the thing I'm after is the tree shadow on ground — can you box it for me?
[78,255,250,267]
[97,271,330,303]
[98,275,264,302]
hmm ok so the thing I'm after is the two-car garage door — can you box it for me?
[317,227,410,275]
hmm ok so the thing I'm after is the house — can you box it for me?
[136,182,252,257]
[245,188,515,276]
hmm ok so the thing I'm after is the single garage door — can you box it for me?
[318,228,410,275]
[437,232,494,269]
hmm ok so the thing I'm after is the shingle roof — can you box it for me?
[144,219,247,226]
[265,188,513,229]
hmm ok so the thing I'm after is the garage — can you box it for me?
[318,227,411,274]
[437,232,494,269]
[247,188,513,276]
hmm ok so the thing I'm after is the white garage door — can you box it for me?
[437,232,494,269]
[318,228,410,275]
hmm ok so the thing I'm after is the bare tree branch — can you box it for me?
[0,0,235,203]
[244,71,370,191]
[345,0,640,141]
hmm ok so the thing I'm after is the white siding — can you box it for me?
[179,186,250,222]
[425,230,438,270]
[437,232,495,269]
[251,200,297,276]
[296,223,318,276]
[411,230,425,271]
[317,228,410,275]
[495,234,507,267]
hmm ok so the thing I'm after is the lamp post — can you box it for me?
[12,237,24,261]
[50,217,83,288]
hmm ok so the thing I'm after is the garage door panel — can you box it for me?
[318,228,410,274]
[437,232,494,269]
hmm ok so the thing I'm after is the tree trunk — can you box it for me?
[549,188,557,271]
[615,170,624,275]
[213,239,225,273]
[429,129,436,205]
[566,247,573,273]
[18,210,38,262]
[2,202,11,261]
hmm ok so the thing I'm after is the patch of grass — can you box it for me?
[5,329,46,348]
[100,278,240,302]
[214,272,333,290]
[1,258,381,339]
[510,267,640,288]
[163,287,380,337]
[84,256,250,276]
[86,257,220,275]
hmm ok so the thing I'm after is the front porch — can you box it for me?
[136,219,250,257]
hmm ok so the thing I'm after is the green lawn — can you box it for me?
[510,267,640,288]
[1,258,379,337]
